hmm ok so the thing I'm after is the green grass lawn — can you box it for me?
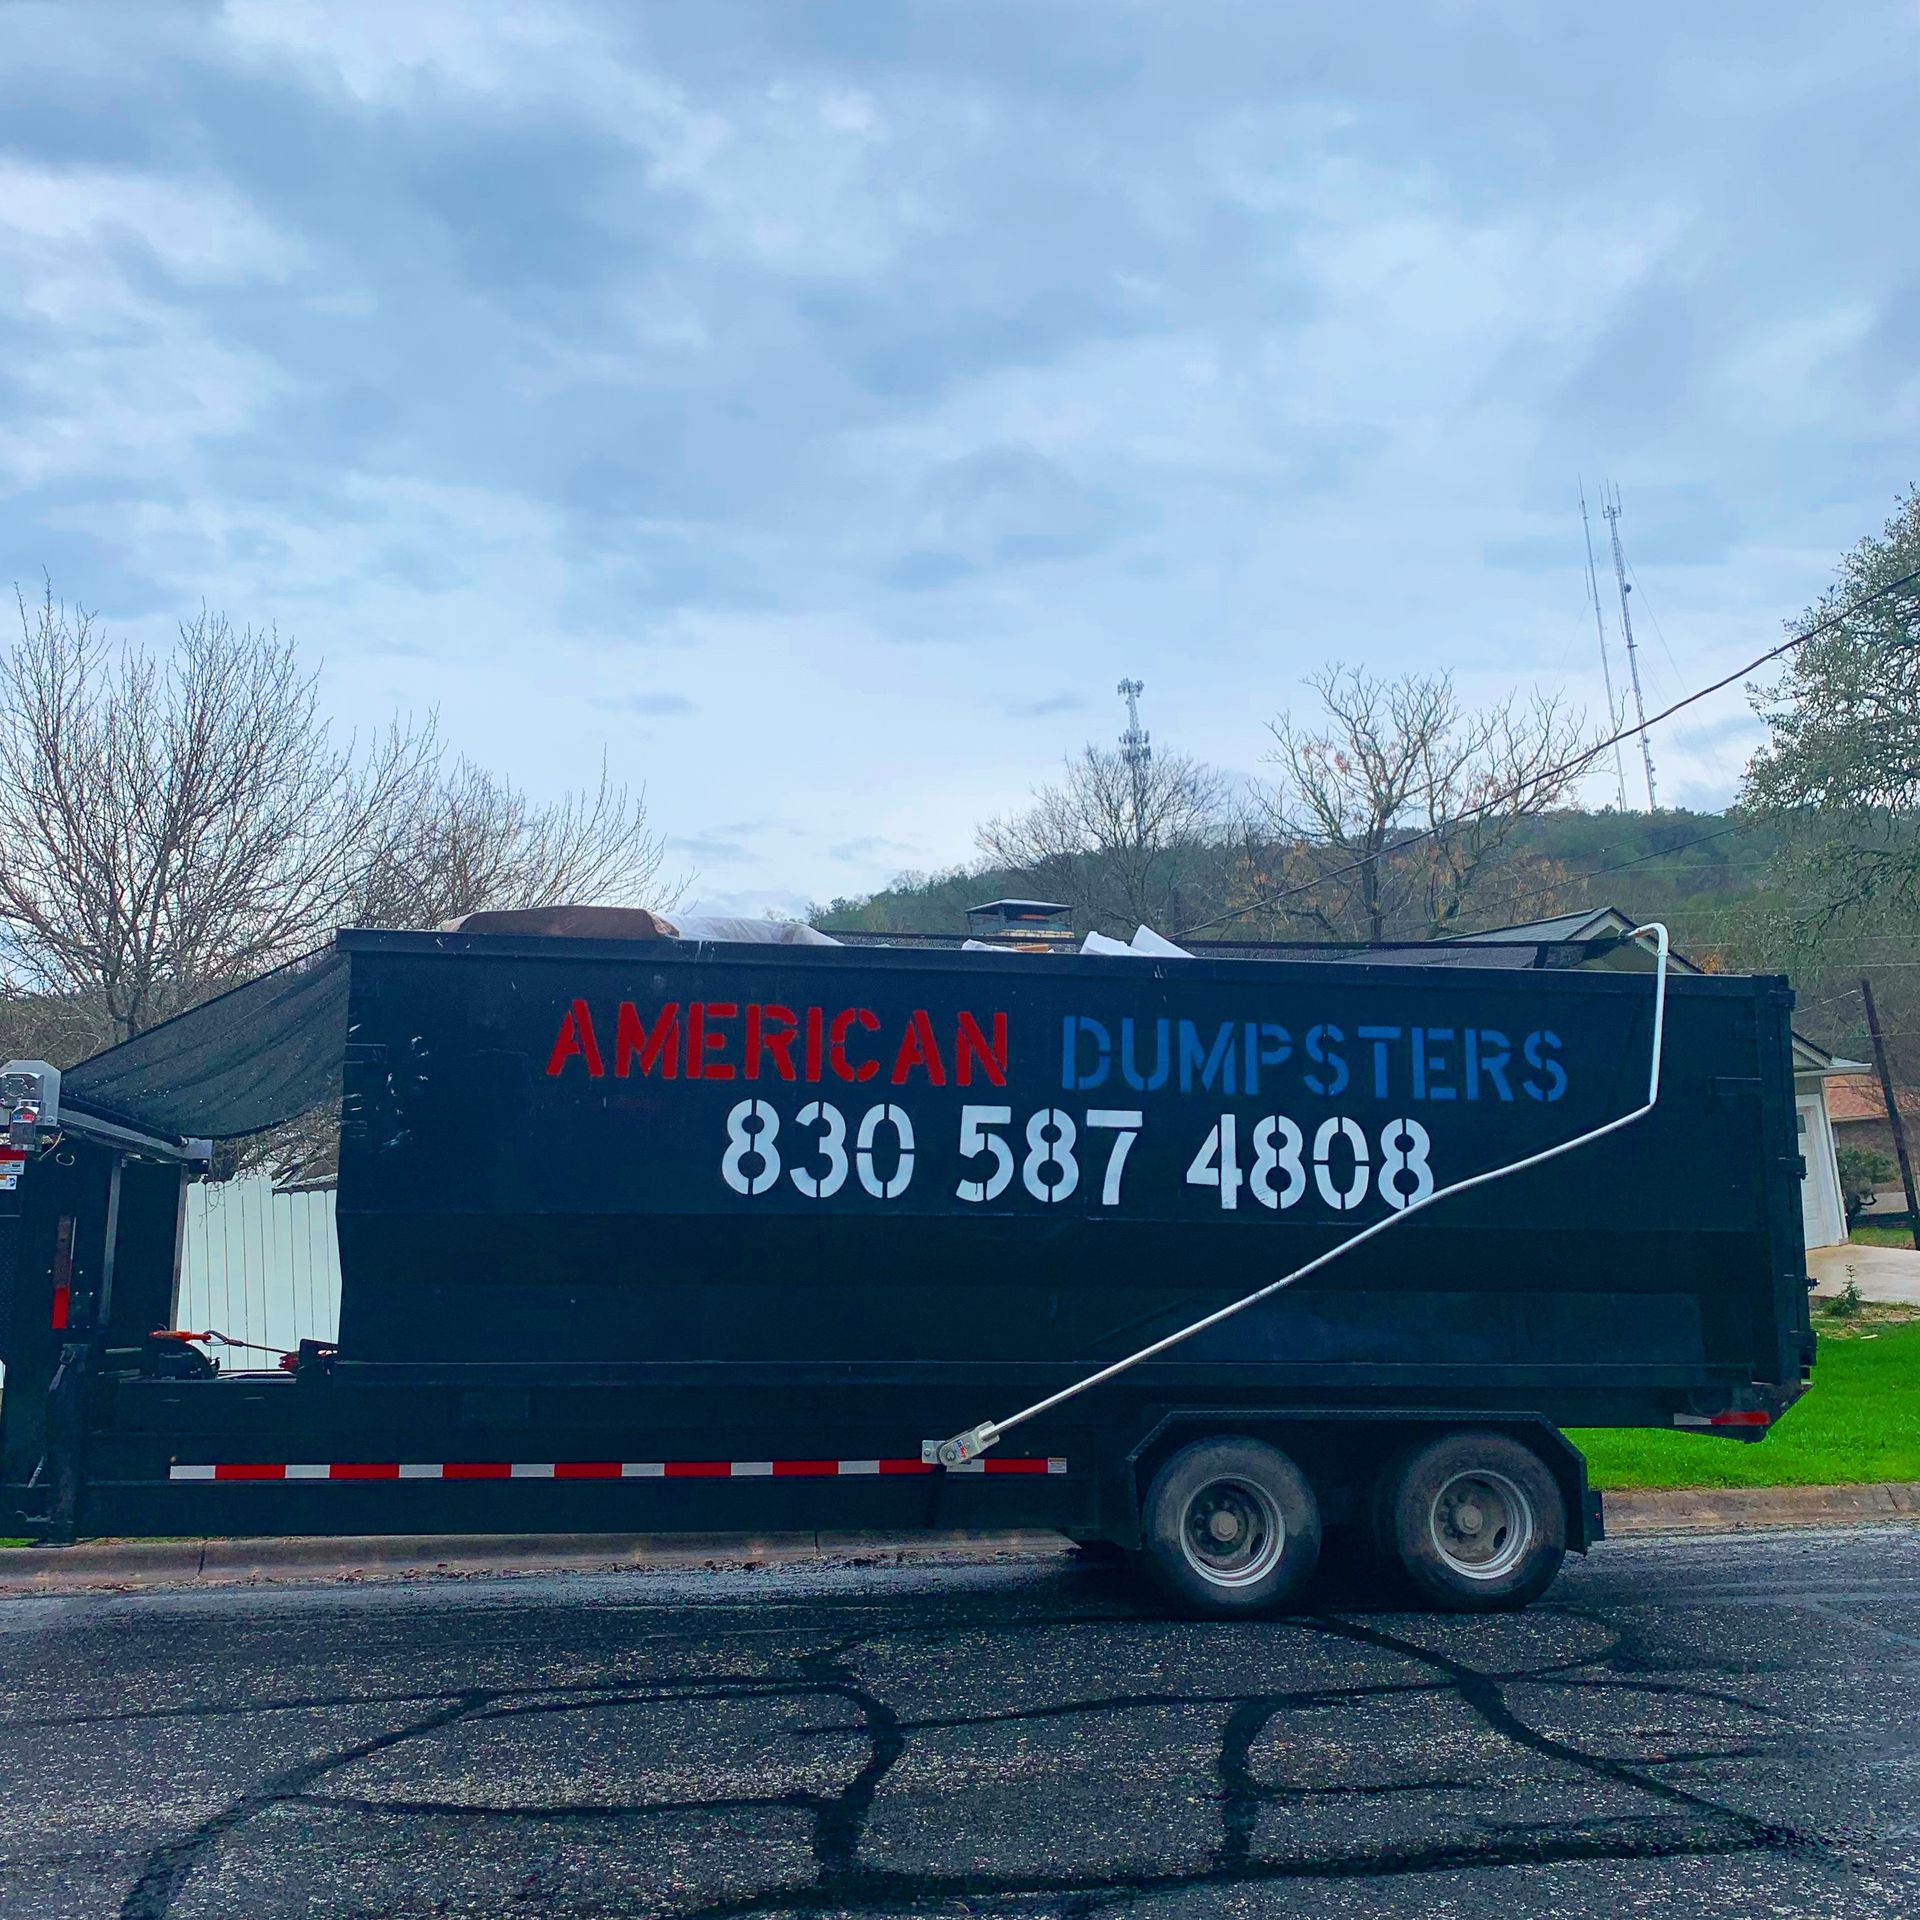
[1572,1315,1920,1489]
[1848,1222,1915,1249]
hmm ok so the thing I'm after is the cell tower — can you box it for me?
[1579,480,1630,812]
[1601,482,1658,811]
[1117,678,1150,773]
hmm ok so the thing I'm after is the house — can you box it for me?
[1825,1071,1920,1160]
[1824,1072,1920,1215]
[1445,908,1859,1251]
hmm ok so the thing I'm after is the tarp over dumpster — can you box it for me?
[61,948,350,1142]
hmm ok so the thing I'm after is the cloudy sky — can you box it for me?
[3,2,1916,917]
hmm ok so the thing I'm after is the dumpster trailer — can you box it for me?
[0,918,1814,1612]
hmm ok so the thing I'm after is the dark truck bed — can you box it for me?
[1,927,1814,1600]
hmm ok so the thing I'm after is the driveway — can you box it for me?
[1809,1242,1920,1304]
[1,1528,1917,1917]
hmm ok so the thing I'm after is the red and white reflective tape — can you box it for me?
[1671,1411,1770,1429]
[170,1455,1067,1483]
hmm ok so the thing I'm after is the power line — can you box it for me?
[1798,963,1920,975]
[1624,552,1744,794]
[1797,989,1862,1014]
[1485,821,1748,920]
[1178,560,1920,939]
[1601,856,1777,874]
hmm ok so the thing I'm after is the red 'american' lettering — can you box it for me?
[545,1001,1008,1087]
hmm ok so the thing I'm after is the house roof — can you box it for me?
[1451,907,1631,945]
[1445,906,1853,1074]
[1445,906,1705,975]
[1826,1071,1920,1124]
[1301,904,1667,973]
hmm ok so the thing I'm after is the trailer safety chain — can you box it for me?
[154,1328,294,1360]
[924,924,1673,1469]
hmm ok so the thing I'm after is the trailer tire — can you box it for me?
[1381,1430,1565,1612]
[1139,1437,1321,1616]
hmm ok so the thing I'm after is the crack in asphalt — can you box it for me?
[1314,1616,1826,1853]
[114,1691,498,1920]
[657,1829,1782,1918]
[1798,1597,1920,1653]
[794,1635,907,1880]
[86,1585,1857,1919]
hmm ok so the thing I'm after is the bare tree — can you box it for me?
[1260,665,1590,941]
[349,755,680,931]
[0,588,683,1060]
[0,588,433,1046]
[977,744,1230,933]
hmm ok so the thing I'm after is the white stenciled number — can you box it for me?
[1185,1114,1244,1210]
[1085,1110,1143,1207]
[1023,1107,1080,1204]
[1377,1116,1434,1211]
[956,1104,1014,1203]
[789,1101,849,1199]
[1250,1115,1306,1210]
[856,1103,915,1199]
[721,1097,781,1196]
[1312,1114,1369,1211]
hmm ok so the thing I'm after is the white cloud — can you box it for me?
[219,0,936,282]
[1713,305,1880,429]
[217,0,577,104]
[4,0,1917,910]
[0,164,299,491]
[0,163,304,282]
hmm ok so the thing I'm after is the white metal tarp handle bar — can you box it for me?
[925,924,1672,1468]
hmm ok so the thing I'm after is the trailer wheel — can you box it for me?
[1381,1430,1565,1612]
[1139,1437,1321,1616]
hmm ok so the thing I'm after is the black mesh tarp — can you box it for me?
[61,947,349,1141]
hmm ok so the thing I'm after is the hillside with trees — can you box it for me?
[813,806,1788,953]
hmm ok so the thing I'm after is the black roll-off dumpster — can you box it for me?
[0,915,1814,1611]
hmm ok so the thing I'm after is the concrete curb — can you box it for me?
[3,1487,1915,1596]
[1601,1480,1920,1536]
[0,1528,1077,1594]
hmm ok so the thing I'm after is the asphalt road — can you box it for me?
[1,1528,1917,1919]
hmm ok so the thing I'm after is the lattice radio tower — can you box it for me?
[1117,677,1151,821]
[1118,676,1151,769]
[1601,482,1658,811]
[1579,479,1630,812]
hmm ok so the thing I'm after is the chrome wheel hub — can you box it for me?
[1428,1469,1534,1581]
[1180,1477,1285,1588]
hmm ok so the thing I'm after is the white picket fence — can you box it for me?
[178,1174,341,1359]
